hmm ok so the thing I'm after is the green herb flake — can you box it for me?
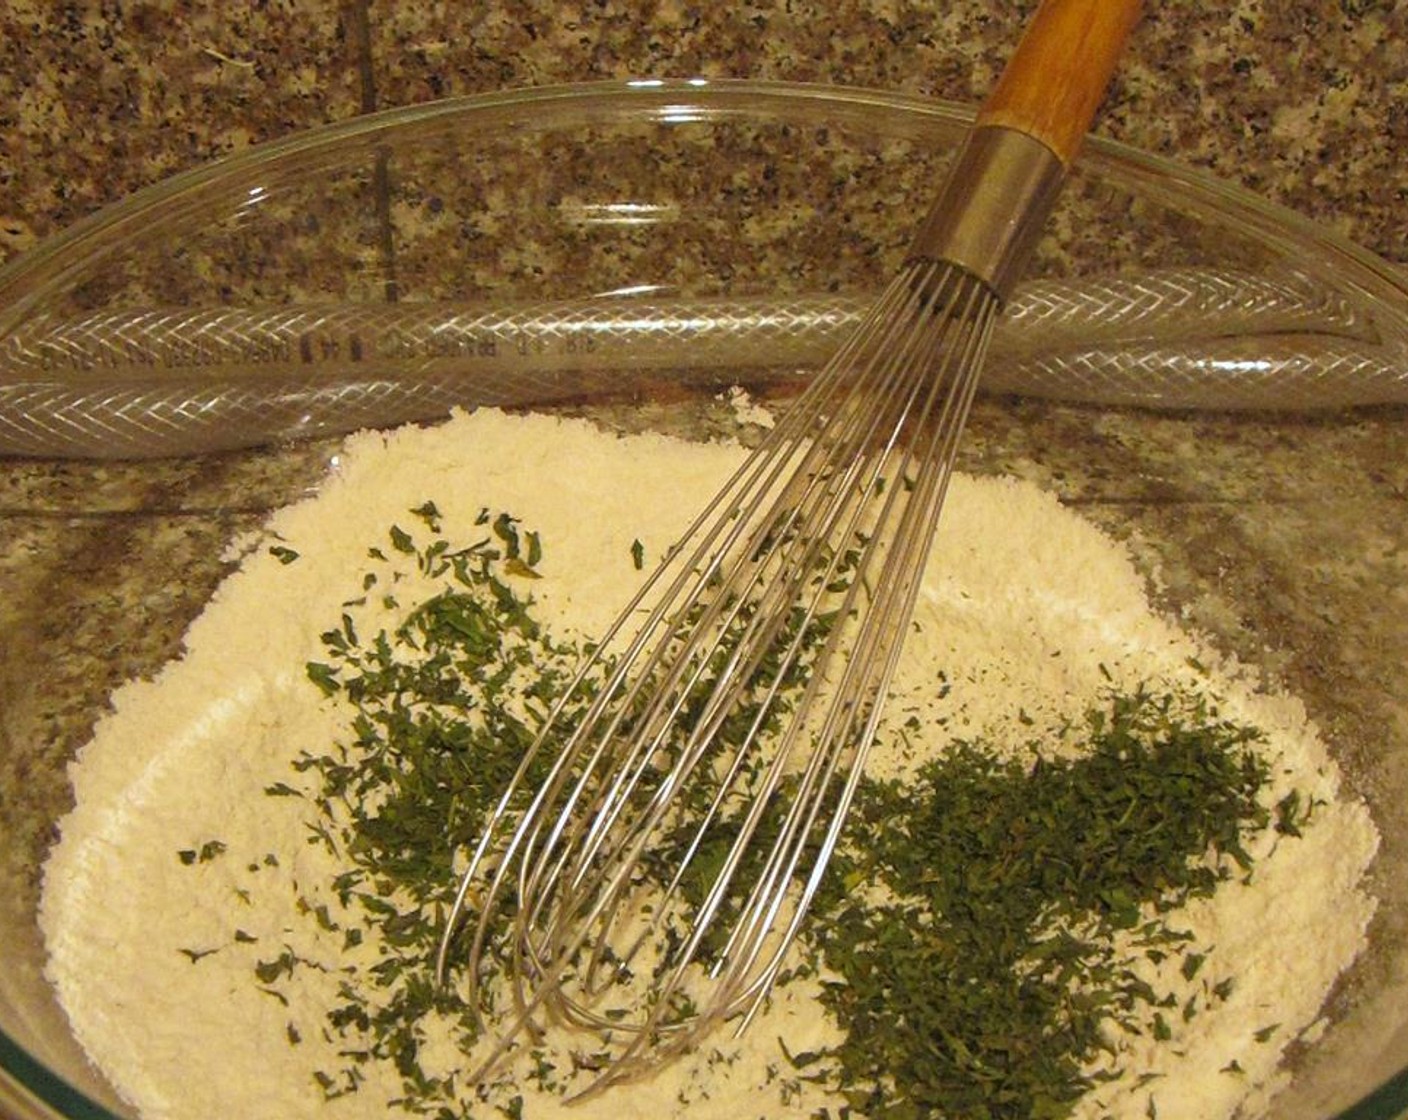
[305,662,341,696]
[177,839,227,865]
[810,687,1274,1119]
[254,949,299,985]
[1275,789,1314,837]
[504,557,542,580]
[410,500,442,531]
[235,502,1291,1118]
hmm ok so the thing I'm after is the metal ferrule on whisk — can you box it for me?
[906,126,1068,303]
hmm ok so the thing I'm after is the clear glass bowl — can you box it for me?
[1,79,1406,1120]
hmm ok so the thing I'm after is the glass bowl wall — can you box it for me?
[1,80,1406,1120]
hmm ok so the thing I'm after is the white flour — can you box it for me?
[40,406,1378,1120]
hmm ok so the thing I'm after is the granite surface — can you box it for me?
[0,2,1404,266]
[1,4,1407,1120]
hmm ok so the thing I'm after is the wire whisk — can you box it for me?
[437,0,1142,1093]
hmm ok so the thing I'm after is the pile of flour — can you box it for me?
[40,405,1378,1120]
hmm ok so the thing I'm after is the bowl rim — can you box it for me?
[1,75,1406,1120]
[0,76,1404,341]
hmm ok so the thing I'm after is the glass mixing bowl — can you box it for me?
[0,80,1406,1120]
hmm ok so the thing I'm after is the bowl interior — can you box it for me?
[2,80,1408,1120]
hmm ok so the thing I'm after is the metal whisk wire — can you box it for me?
[435,260,999,1089]
[437,0,1141,1093]
[553,263,986,955]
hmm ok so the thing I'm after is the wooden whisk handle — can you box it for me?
[978,0,1142,166]
[908,0,1140,297]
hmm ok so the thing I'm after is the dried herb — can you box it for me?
[810,688,1272,1119]
[177,839,227,865]
[239,504,1294,1117]
[250,507,593,1106]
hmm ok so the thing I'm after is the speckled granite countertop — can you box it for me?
[0,2,1404,266]
[1,4,1408,1119]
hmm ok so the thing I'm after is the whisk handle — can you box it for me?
[908,0,1140,298]
[978,0,1142,165]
